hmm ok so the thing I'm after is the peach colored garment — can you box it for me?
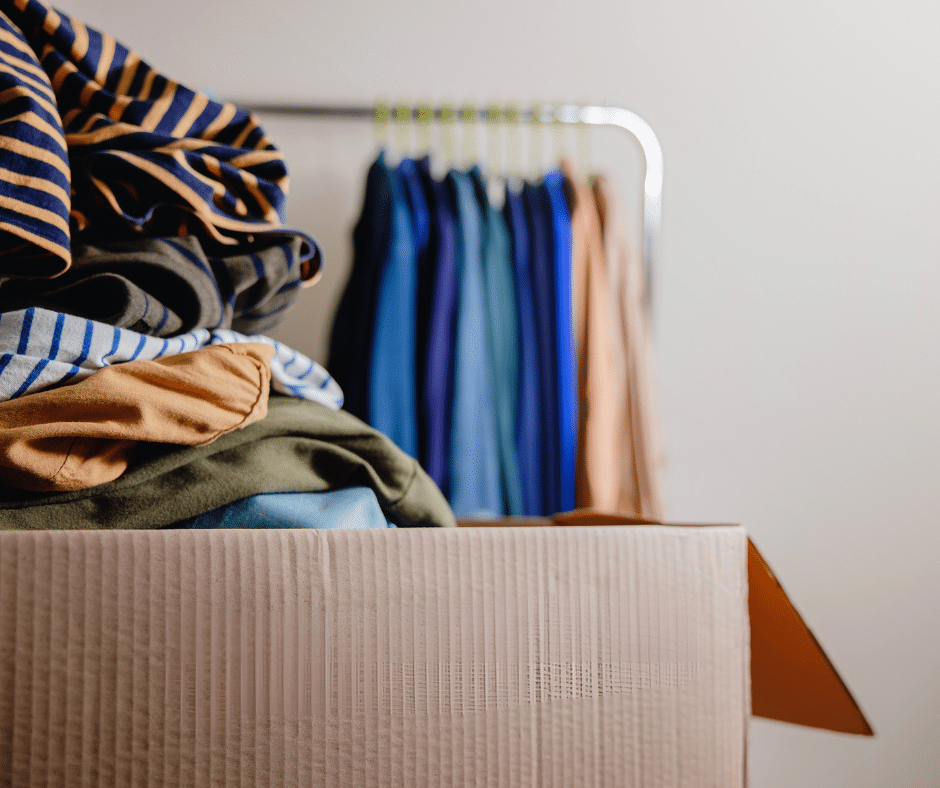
[0,343,273,492]
[593,175,666,520]
[562,161,621,511]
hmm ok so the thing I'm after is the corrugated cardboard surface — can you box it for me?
[541,511,873,736]
[0,526,749,787]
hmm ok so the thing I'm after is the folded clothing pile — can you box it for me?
[0,0,454,529]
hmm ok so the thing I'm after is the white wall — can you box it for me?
[61,0,940,784]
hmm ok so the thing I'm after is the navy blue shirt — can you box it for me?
[504,186,543,516]
[524,180,560,515]
[328,153,393,423]
[416,161,459,494]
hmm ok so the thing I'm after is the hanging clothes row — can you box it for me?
[329,149,666,520]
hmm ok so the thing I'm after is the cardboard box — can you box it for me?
[547,511,872,738]
[0,523,869,787]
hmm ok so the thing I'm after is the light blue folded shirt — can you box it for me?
[169,488,394,529]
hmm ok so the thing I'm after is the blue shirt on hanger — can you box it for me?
[368,163,418,458]
[398,158,432,463]
[399,158,431,257]
[471,167,524,516]
[543,169,578,514]
[417,159,459,496]
[328,152,393,423]
[447,170,504,518]
[504,185,543,516]
[411,157,435,471]
[524,180,560,515]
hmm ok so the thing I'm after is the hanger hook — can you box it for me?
[440,102,456,172]
[461,103,478,169]
[394,102,412,161]
[552,101,566,168]
[374,100,390,150]
[504,104,521,185]
[416,101,433,156]
[487,103,502,180]
[529,102,544,180]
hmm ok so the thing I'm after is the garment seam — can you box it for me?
[192,344,268,445]
[50,434,82,487]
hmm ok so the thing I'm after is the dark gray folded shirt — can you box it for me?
[0,234,311,337]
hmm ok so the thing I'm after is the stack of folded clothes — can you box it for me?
[0,0,455,529]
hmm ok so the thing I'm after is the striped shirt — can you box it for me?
[0,306,343,408]
[0,0,307,279]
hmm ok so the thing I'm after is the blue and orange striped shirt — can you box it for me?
[0,0,312,278]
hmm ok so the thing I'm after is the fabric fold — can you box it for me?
[0,395,456,529]
[0,342,272,491]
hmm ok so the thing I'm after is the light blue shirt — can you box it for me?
[447,170,504,517]
[170,488,394,529]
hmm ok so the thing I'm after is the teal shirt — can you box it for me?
[471,168,523,516]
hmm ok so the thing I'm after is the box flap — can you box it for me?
[463,512,874,736]
[746,537,873,735]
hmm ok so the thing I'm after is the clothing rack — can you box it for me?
[237,101,662,300]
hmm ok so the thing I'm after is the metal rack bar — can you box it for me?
[237,102,662,297]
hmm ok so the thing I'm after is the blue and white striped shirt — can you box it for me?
[0,307,343,409]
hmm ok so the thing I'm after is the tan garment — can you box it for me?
[593,175,666,520]
[562,161,621,511]
[0,343,273,492]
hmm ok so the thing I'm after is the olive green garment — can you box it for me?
[0,396,456,530]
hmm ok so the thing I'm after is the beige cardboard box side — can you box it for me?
[544,511,873,736]
[0,525,749,788]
